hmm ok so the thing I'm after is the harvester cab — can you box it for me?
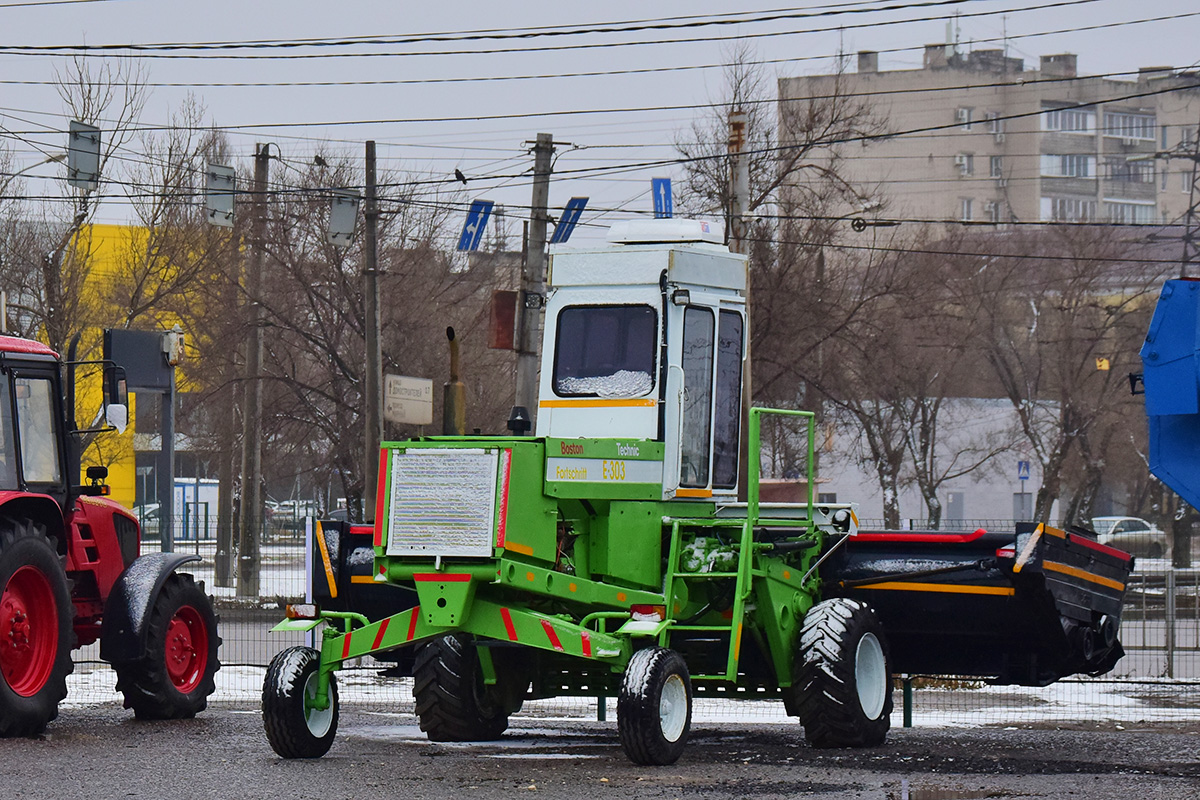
[267,219,1135,767]
[536,218,746,501]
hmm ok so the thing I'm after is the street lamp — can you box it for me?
[0,152,66,197]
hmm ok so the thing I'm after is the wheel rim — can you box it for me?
[855,632,887,720]
[302,670,334,737]
[0,565,58,697]
[658,673,688,743]
[164,604,209,694]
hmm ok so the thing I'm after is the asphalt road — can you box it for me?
[3,705,1198,800]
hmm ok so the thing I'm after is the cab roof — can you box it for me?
[0,335,58,358]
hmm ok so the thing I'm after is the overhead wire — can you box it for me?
[1,10,1194,92]
[0,0,983,52]
[0,1,1087,58]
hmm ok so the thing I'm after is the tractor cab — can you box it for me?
[536,219,747,501]
[0,337,72,503]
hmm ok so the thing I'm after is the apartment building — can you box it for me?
[779,46,1200,225]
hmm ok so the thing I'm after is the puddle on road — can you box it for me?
[888,778,1005,800]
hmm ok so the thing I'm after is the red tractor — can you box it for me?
[0,334,220,736]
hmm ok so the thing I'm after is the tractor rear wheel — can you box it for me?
[0,518,74,737]
[114,572,220,719]
[617,646,692,766]
[413,634,521,742]
[263,646,338,759]
[795,598,892,749]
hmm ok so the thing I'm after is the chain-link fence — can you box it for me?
[63,517,1200,729]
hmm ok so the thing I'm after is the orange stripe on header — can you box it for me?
[313,521,338,600]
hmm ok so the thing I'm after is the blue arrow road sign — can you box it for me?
[457,199,494,251]
[550,197,588,244]
[652,177,673,218]
[1017,460,1031,481]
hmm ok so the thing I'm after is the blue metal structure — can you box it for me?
[1140,278,1200,509]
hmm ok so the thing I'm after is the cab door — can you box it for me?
[663,295,744,500]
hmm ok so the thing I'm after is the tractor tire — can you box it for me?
[0,520,73,738]
[114,572,220,720]
[795,598,893,749]
[0,518,74,738]
[616,647,692,766]
[413,634,519,742]
[263,646,338,759]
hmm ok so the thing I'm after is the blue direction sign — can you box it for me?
[1017,460,1031,481]
[457,199,494,251]
[652,177,673,218]
[550,197,588,244]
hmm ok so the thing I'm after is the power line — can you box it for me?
[0,0,113,7]
[1,1,977,52]
[0,0,1100,61]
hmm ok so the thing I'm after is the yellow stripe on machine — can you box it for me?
[539,398,658,409]
[1043,560,1126,592]
[1013,524,1044,574]
[854,581,1015,597]
[314,521,338,599]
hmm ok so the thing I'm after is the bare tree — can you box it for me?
[35,56,150,352]
[943,226,1166,524]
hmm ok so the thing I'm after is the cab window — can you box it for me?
[680,307,714,487]
[553,305,656,397]
[0,380,16,488]
[15,377,62,484]
[712,310,744,488]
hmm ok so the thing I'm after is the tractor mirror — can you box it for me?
[104,365,128,433]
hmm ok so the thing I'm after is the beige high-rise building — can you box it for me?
[779,46,1200,226]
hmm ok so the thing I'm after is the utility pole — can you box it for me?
[1179,126,1200,278]
[728,110,754,500]
[514,132,554,422]
[728,110,750,255]
[362,140,383,521]
[237,143,269,599]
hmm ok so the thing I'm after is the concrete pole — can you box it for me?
[514,133,554,422]
[728,111,754,500]
[362,141,383,522]
[728,110,750,255]
[237,144,269,599]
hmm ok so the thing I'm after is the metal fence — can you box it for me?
[62,518,1200,728]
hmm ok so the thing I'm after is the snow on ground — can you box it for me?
[62,664,1200,728]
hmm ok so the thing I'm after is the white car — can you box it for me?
[1090,516,1168,559]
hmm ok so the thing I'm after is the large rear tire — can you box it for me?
[617,647,692,766]
[795,598,893,749]
[114,572,220,719]
[413,634,520,742]
[0,518,74,737]
[263,646,338,759]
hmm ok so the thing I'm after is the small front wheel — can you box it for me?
[263,646,338,759]
[617,647,692,766]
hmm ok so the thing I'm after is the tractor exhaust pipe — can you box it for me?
[443,327,466,435]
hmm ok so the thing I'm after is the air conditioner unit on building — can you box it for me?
[956,108,971,125]
[954,154,970,175]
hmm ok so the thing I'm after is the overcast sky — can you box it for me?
[3,0,1198,242]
